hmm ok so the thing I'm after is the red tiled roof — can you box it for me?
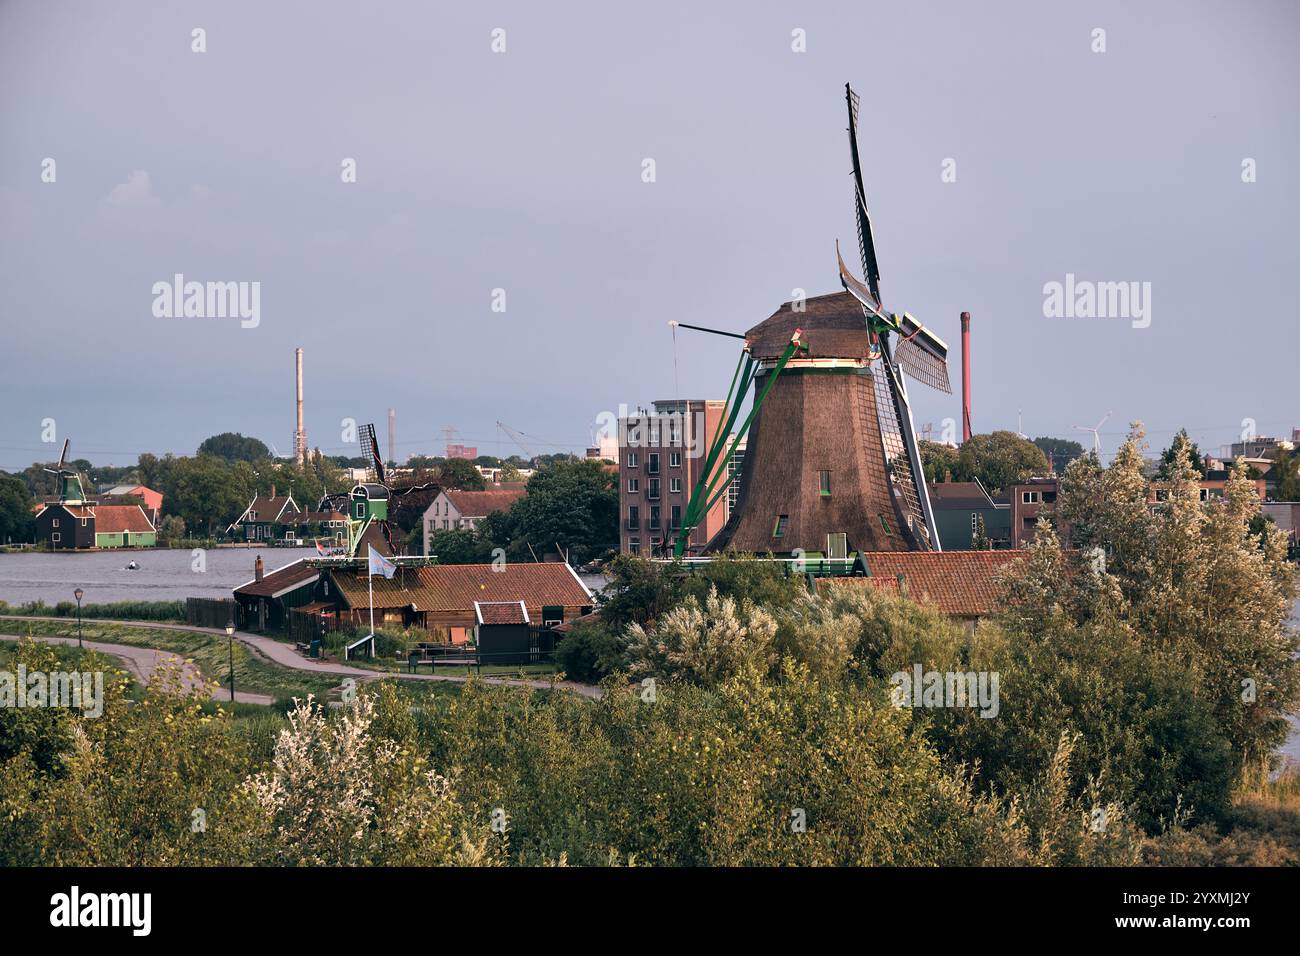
[234,559,321,599]
[332,562,591,613]
[444,489,526,518]
[93,504,155,534]
[475,601,529,625]
[818,550,1026,618]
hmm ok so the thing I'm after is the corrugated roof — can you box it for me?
[443,488,526,518]
[818,550,1026,618]
[332,562,591,613]
[93,504,155,533]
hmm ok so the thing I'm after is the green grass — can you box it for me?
[0,618,341,703]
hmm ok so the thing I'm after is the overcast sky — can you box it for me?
[1,0,1296,471]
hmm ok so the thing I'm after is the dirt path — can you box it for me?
[0,615,603,700]
[0,632,275,705]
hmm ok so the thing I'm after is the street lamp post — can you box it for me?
[225,622,235,702]
[73,588,84,651]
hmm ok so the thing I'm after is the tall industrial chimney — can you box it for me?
[387,407,396,468]
[293,347,307,465]
[960,312,972,443]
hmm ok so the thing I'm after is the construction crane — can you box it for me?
[496,421,538,461]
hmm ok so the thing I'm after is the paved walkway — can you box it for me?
[0,615,603,700]
[0,632,274,705]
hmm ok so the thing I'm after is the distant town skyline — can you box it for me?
[2,0,1297,471]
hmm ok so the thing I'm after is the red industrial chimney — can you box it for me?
[960,311,972,443]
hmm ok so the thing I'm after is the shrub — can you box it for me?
[555,620,626,683]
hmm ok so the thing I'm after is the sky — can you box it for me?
[1,0,1296,471]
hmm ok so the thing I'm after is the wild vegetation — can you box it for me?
[0,425,1296,865]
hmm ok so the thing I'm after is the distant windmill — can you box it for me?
[318,420,438,556]
[44,439,86,504]
[1073,412,1112,457]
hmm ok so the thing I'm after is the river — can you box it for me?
[0,547,315,605]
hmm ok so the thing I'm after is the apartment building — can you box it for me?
[618,399,732,557]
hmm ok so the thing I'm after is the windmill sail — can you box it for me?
[845,84,882,306]
[842,83,944,550]
[359,422,385,486]
[894,326,952,393]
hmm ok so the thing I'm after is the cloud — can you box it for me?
[104,170,158,206]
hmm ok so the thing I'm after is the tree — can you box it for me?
[1155,428,1207,479]
[1271,445,1300,501]
[0,473,35,544]
[1032,436,1085,475]
[971,513,991,550]
[501,459,616,564]
[955,431,1051,494]
[197,432,271,462]
[161,456,256,532]
[425,528,488,563]
[919,440,960,485]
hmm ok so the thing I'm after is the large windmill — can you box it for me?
[45,439,87,504]
[675,83,952,559]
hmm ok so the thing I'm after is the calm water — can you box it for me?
[0,547,316,605]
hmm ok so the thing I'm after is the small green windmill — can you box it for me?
[45,439,87,504]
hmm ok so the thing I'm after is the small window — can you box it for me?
[627,478,639,493]
[52,518,60,528]
[52,532,61,543]
[773,514,788,538]
[627,452,639,469]
[648,478,660,500]
[819,470,831,497]
[81,517,88,526]
[1021,491,1040,504]
[827,532,847,559]
[648,453,660,475]
[669,477,681,493]
[628,537,640,555]
[879,515,892,535]
[971,512,979,531]
[669,451,682,468]
[670,505,682,529]
[1042,491,1057,503]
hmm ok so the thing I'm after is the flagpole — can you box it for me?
[368,561,375,644]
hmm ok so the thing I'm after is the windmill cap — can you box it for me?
[746,291,875,360]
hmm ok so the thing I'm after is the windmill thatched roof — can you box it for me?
[746,291,872,361]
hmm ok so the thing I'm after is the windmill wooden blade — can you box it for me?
[359,423,385,486]
[894,315,952,394]
[837,240,882,313]
[58,438,70,470]
[845,83,882,304]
